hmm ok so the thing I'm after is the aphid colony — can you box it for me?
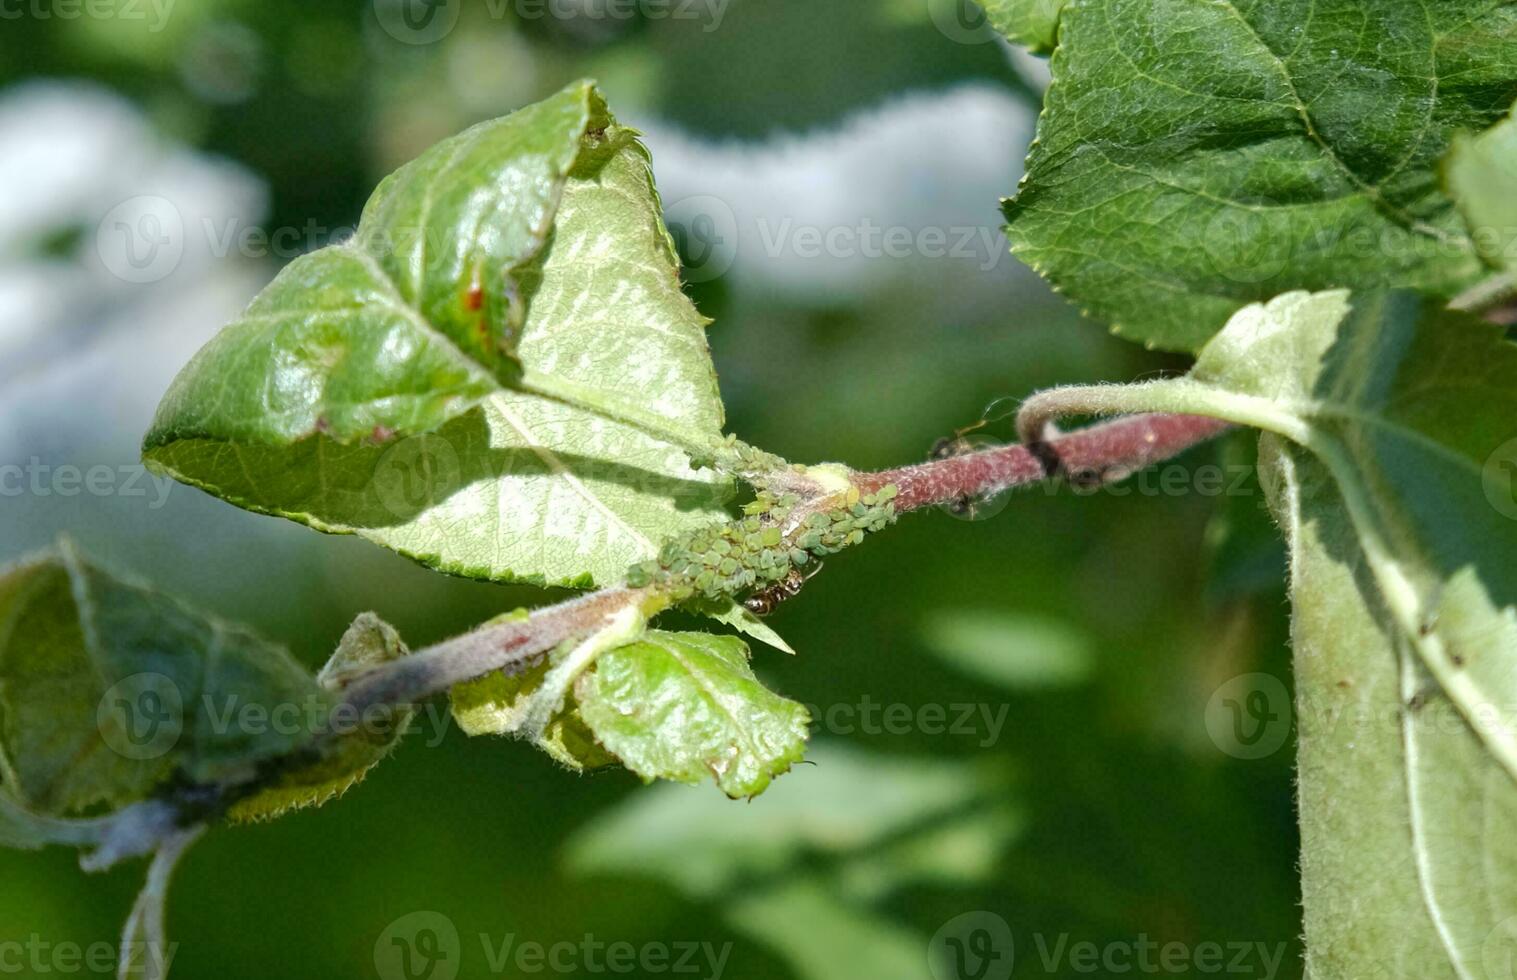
[624,483,900,613]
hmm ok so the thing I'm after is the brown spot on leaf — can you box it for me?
[465,263,484,311]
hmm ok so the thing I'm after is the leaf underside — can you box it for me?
[1034,288,1517,975]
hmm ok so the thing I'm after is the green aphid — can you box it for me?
[851,502,868,518]
[878,484,899,501]
[625,564,652,588]
[760,527,783,547]
[695,570,716,592]
[789,548,809,566]
[742,516,762,533]
[711,538,732,556]
[846,529,865,546]
[799,530,823,551]
[883,502,896,518]
[718,557,740,576]
[805,512,831,529]
[832,518,854,536]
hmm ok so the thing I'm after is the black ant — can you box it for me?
[930,419,993,517]
[743,562,824,616]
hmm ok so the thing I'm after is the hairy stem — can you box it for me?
[338,411,1231,716]
[1450,271,1517,315]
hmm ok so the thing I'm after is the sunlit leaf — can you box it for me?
[1004,1,1515,350]
[1024,288,1517,973]
[145,80,732,587]
[1262,437,1517,977]
[575,630,810,798]
[981,0,1066,54]
[450,652,619,773]
[918,609,1093,689]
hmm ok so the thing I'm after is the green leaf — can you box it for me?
[0,541,320,815]
[1027,289,1517,778]
[450,654,620,773]
[567,744,1020,980]
[567,742,998,894]
[1023,288,1517,973]
[981,0,1066,54]
[227,613,418,823]
[917,609,1094,689]
[144,81,733,588]
[688,596,796,655]
[575,630,810,798]
[1262,437,1517,977]
[1445,101,1517,271]
[1003,1,1515,351]
[0,543,413,827]
[725,878,927,980]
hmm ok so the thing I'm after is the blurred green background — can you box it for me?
[0,2,1303,978]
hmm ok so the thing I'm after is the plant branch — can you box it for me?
[1450,271,1517,315]
[337,410,1232,717]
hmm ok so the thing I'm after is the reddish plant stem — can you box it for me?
[339,411,1233,715]
[854,412,1234,512]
